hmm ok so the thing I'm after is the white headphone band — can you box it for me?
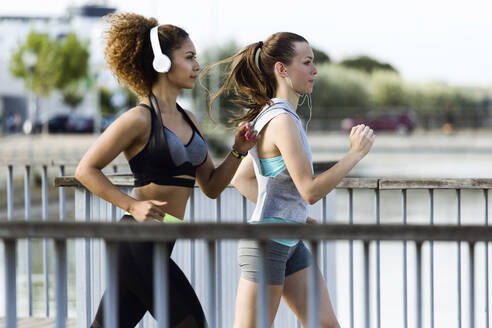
[150,25,171,72]
[150,26,163,57]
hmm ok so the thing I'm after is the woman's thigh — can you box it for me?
[233,277,284,328]
[282,267,339,328]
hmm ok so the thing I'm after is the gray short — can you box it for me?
[237,239,312,285]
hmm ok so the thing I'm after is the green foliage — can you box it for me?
[55,32,90,90]
[9,31,58,95]
[370,70,405,107]
[340,55,398,74]
[62,83,85,108]
[311,64,370,115]
[9,30,90,108]
[312,47,330,64]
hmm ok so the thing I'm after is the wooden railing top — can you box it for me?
[1,221,492,242]
[54,174,492,190]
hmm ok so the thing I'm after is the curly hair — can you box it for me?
[103,12,189,98]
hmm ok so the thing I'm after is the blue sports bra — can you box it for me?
[128,93,208,188]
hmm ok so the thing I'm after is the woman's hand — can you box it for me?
[233,123,258,154]
[129,200,168,222]
[349,124,375,158]
[306,216,318,224]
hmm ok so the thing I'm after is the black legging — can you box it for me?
[92,215,207,327]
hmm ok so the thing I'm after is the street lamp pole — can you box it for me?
[22,50,37,161]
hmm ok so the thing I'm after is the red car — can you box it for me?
[341,110,416,134]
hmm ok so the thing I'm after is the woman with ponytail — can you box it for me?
[202,33,375,327]
[75,12,257,327]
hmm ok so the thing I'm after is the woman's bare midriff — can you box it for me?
[131,181,194,220]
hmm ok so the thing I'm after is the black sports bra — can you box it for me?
[128,94,208,188]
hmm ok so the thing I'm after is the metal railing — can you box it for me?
[2,221,492,328]
[2,166,492,327]
[1,161,126,322]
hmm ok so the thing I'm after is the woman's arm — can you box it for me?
[231,155,258,203]
[75,108,167,221]
[269,114,374,205]
[185,110,257,199]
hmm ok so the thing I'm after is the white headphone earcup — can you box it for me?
[153,54,171,73]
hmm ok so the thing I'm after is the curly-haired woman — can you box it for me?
[75,12,257,327]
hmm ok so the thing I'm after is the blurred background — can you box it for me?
[0,0,491,176]
[1,1,492,326]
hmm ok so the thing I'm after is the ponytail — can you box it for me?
[200,32,308,124]
[200,41,272,124]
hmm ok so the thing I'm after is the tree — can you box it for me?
[340,55,398,74]
[9,31,58,96]
[9,30,90,109]
[55,32,90,109]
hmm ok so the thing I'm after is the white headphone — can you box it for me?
[150,26,171,73]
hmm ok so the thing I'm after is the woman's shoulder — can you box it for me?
[110,105,152,135]
[253,102,297,132]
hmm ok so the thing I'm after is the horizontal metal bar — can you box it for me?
[54,175,492,189]
[379,178,492,190]
[2,222,492,241]
[54,175,379,189]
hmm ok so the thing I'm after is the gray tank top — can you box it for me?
[249,98,313,223]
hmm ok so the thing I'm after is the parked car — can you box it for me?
[66,115,94,133]
[47,114,70,133]
[341,110,416,134]
[31,114,70,134]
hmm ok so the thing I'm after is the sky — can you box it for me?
[3,0,492,88]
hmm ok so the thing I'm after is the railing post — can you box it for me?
[55,239,67,328]
[215,195,222,328]
[5,239,17,328]
[256,240,269,328]
[364,240,370,328]
[416,241,423,328]
[42,164,50,317]
[484,189,489,328]
[242,195,248,223]
[429,189,435,328]
[190,188,196,287]
[24,164,33,316]
[207,240,217,328]
[402,189,408,328]
[469,242,476,328]
[7,165,14,220]
[308,240,320,328]
[84,188,92,326]
[58,165,66,221]
[457,189,462,328]
[374,189,381,328]
[104,241,119,328]
[348,188,355,328]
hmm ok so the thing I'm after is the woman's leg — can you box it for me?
[93,215,206,327]
[281,242,340,328]
[234,240,293,328]
[91,238,150,328]
[166,258,207,327]
[233,277,284,328]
